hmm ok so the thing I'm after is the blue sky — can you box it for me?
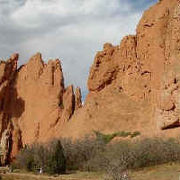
[0,0,157,97]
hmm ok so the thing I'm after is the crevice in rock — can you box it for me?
[141,71,151,76]
[144,23,154,27]
[162,119,180,130]
[95,70,118,92]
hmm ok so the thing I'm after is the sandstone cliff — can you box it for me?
[61,0,180,138]
[0,53,82,164]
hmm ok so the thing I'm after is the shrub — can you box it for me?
[93,131,141,144]
[15,140,66,174]
[104,166,130,180]
[94,131,117,144]
[87,138,180,179]
[45,140,66,174]
[130,131,141,138]
[131,138,180,168]
[14,135,180,179]
[95,138,180,172]
[15,145,35,171]
[116,131,131,138]
[61,135,105,171]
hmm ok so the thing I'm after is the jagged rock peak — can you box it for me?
[75,87,82,110]
[0,53,82,164]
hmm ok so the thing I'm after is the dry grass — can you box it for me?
[131,163,180,180]
[1,163,180,180]
[0,171,103,180]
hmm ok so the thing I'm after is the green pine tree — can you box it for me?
[46,140,66,174]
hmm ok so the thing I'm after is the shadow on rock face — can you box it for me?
[0,83,25,127]
[0,58,25,165]
[9,86,25,119]
[0,84,25,165]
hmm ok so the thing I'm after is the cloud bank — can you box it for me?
[0,0,157,95]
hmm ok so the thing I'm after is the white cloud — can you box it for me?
[10,0,127,28]
[0,0,157,95]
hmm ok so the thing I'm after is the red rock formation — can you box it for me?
[61,0,180,139]
[0,53,82,163]
[2,0,180,163]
